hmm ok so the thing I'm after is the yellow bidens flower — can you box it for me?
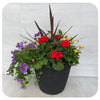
[71,39,74,41]
[61,35,65,38]
[72,41,75,44]
[79,45,84,49]
[74,49,78,53]
[77,40,79,42]
[66,37,70,40]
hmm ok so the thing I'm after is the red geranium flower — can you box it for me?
[55,35,60,40]
[61,40,69,47]
[51,50,63,60]
[38,35,49,44]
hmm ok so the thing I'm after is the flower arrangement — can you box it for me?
[6,5,84,89]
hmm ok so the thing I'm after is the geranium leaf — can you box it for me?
[33,63,42,70]
[52,62,64,71]
[40,58,48,65]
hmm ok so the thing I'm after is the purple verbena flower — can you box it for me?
[38,32,41,35]
[20,86,27,89]
[11,56,14,58]
[6,73,10,75]
[24,66,29,69]
[53,40,57,44]
[11,56,16,63]
[20,79,24,82]
[34,32,41,37]
[17,78,24,82]
[11,50,13,54]
[34,34,37,37]
[27,43,35,48]
[55,42,57,44]
[12,56,16,63]
[12,59,16,63]
[19,63,29,74]
[16,42,24,49]
[19,63,26,68]
[20,68,27,74]
[14,49,20,52]
[17,78,20,82]
[20,65,29,74]
[20,42,23,45]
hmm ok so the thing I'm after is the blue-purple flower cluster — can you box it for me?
[6,73,10,75]
[11,56,16,63]
[34,32,41,37]
[17,78,24,82]
[11,50,14,54]
[19,63,29,74]
[27,43,35,48]
[53,40,57,44]
[11,49,19,54]
[11,49,20,63]
[16,42,24,49]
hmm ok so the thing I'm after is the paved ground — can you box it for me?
[2,74,98,97]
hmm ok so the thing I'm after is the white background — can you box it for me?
[2,3,98,77]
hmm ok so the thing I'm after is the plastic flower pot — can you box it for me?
[35,64,71,95]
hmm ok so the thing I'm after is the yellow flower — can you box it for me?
[66,37,70,40]
[79,45,84,49]
[74,49,78,53]
[63,36,65,38]
[77,40,79,42]
[61,35,64,38]
[72,41,75,44]
[71,39,74,41]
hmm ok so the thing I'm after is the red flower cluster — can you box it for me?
[55,35,60,40]
[61,40,69,47]
[38,35,49,44]
[51,50,63,60]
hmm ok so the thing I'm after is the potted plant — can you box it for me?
[6,5,84,95]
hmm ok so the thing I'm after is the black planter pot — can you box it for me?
[35,64,71,95]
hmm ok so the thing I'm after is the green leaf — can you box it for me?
[59,29,63,35]
[33,59,48,70]
[38,71,43,75]
[33,63,42,70]
[49,59,55,63]
[27,69,31,74]
[28,76,32,81]
[44,64,50,68]
[41,58,48,65]
[52,62,64,71]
